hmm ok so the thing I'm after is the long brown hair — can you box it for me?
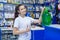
[15,4,27,19]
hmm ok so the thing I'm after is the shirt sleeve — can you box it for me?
[14,18,19,28]
[29,17,36,23]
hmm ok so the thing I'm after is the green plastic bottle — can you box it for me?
[42,7,51,26]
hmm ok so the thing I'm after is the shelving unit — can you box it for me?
[1,27,18,40]
[0,0,60,40]
[0,0,58,27]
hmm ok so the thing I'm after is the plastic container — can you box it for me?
[42,7,51,25]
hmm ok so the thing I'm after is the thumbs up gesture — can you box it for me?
[26,25,31,32]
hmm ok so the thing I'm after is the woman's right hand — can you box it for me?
[26,26,30,32]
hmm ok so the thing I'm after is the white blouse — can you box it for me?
[14,16,35,40]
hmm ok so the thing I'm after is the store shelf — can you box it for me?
[0,0,58,26]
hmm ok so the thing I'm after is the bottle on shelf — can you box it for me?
[30,12,35,18]
[0,3,3,11]
[39,0,44,4]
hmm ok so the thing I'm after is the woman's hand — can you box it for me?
[13,26,30,35]
[26,26,31,32]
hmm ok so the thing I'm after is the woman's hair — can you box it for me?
[15,4,27,18]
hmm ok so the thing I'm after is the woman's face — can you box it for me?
[18,5,27,15]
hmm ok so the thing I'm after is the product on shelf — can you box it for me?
[57,13,60,24]
[7,0,14,4]
[0,12,3,19]
[30,0,34,3]
[51,0,55,2]
[5,20,13,27]
[22,0,34,4]
[36,6,40,11]
[40,6,44,11]
[0,0,7,2]
[0,3,3,11]
[44,0,51,2]
[2,29,18,40]
[30,12,35,18]
[22,0,27,3]
[7,0,20,4]
[47,0,51,2]
[14,0,20,4]
[0,20,4,26]
[12,5,16,11]
[39,0,44,4]
[57,13,60,19]
[5,12,15,19]
[7,0,11,3]
[0,12,4,26]
[58,0,60,3]
[19,0,23,4]
[33,0,35,3]
[25,12,31,17]
[35,0,39,3]
[42,7,51,25]
[0,0,2,2]
[27,5,34,11]
[4,4,15,11]
[11,0,16,4]
[22,0,28,3]
[22,0,25,3]
[3,0,7,3]
[35,13,40,19]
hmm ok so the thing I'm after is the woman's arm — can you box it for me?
[13,27,30,35]
[33,7,45,24]
[13,18,30,35]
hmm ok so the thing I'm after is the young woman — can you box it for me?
[13,4,44,40]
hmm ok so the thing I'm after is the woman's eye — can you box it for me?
[21,8,26,10]
[21,9,23,10]
[24,8,26,9]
